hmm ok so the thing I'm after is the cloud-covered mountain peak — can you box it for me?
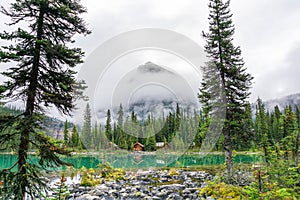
[137,61,174,74]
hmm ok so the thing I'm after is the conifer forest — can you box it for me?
[0,0,299,199]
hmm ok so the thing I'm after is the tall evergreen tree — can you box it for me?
[0,0,90,199]
[115,104,125,148]
[175,103,181,131]
[144,126,156,151]
[280,105,296,160]
[81,103,92,149]
[255,98,271,162]
[97,124,107,150]
[93,121,99,151]
[294,106,300,166]
[235,103,254,150]
[117,104,124,128]
[270,105,282,144]
[71,125,80,149]
[105,109,112,141]
[63,120,69,145]
[199,0,253,179]
[112,122,116,144]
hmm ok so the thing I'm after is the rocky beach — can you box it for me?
[48,169,215,200]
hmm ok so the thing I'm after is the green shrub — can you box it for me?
[79,167,100,187]
[168,168,179,176]
[80,172,100,187]
[200,181,242,200]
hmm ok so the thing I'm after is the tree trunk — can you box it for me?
[215,2,234,180]
[18,123,30,200]
[17,2,45,199]
[224,128,233,179]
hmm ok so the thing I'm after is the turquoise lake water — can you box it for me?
[0,153,263,170]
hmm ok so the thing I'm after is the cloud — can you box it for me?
[79,0,300,103]
[252,42,300,101]
[1,0,300,119]
[93,60,199,118]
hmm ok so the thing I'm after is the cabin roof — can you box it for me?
[133,142,144,147]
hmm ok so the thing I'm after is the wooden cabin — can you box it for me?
[133,142,144,151]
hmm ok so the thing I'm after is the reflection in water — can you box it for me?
[0,153,262,170]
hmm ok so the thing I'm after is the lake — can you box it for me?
[0,153,263,170]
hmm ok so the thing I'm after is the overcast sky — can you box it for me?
[1,0,300,105]
[80,0,300,102]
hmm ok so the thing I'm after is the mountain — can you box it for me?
[96,62,299,121]
[128,92,300,120]
[260,93,300,112]
[95,61,199,122]
[137,61,175,74]
[127,98,198,121]
[0,105,71,139]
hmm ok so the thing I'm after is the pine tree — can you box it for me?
[112,122,116,144]
[145,126,156,151]
[235,103,254,150]
[82,103,92,149]
[175,103,181,131]
[199,0,253,179]
[115,104,124,148]
[98,124,107,150]
[270,105,282,144]
[255,98,271,163]
[117,104,124,128]
[130,110,139,140]
[105,109,112,141]
[194,113,207,148]
[294,106,300,166]
[282,105,296,139]
[280,105,296,160]
[63,120,69,146]
[71,125,79,149]
[0,1,90,199]
[93,122,99,151]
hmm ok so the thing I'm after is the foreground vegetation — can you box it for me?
[0,0,299,199]
[41,158,300,199]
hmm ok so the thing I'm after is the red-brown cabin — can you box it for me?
[133,142,144,151]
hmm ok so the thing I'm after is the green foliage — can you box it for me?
[0,163,48,200]
[243,181,299,200]
[80,167,100,187]
[101,103,196,152]
[200,181,242,200]
[168,168,179,176]
[46,176,70,200]
[105,109,112,142]
[0,0,90,198]
[97,163,114,178]
[145,135,157,151]
[63,120,69,146]
[81,103,92,149]
[241,153,300,199]
[78,163,125,186]
[70,125,81,150]
[200,161,300,199]
[199,0,253,178]
[97,162,125,181]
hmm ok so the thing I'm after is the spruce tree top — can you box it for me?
[201,0,253,109]
[0,0,90,114]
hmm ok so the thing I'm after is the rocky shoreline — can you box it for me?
[49,169,215,200]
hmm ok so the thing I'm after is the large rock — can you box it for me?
[167,193,184,200]
[158,184,186,191]
[76,194,100,200]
